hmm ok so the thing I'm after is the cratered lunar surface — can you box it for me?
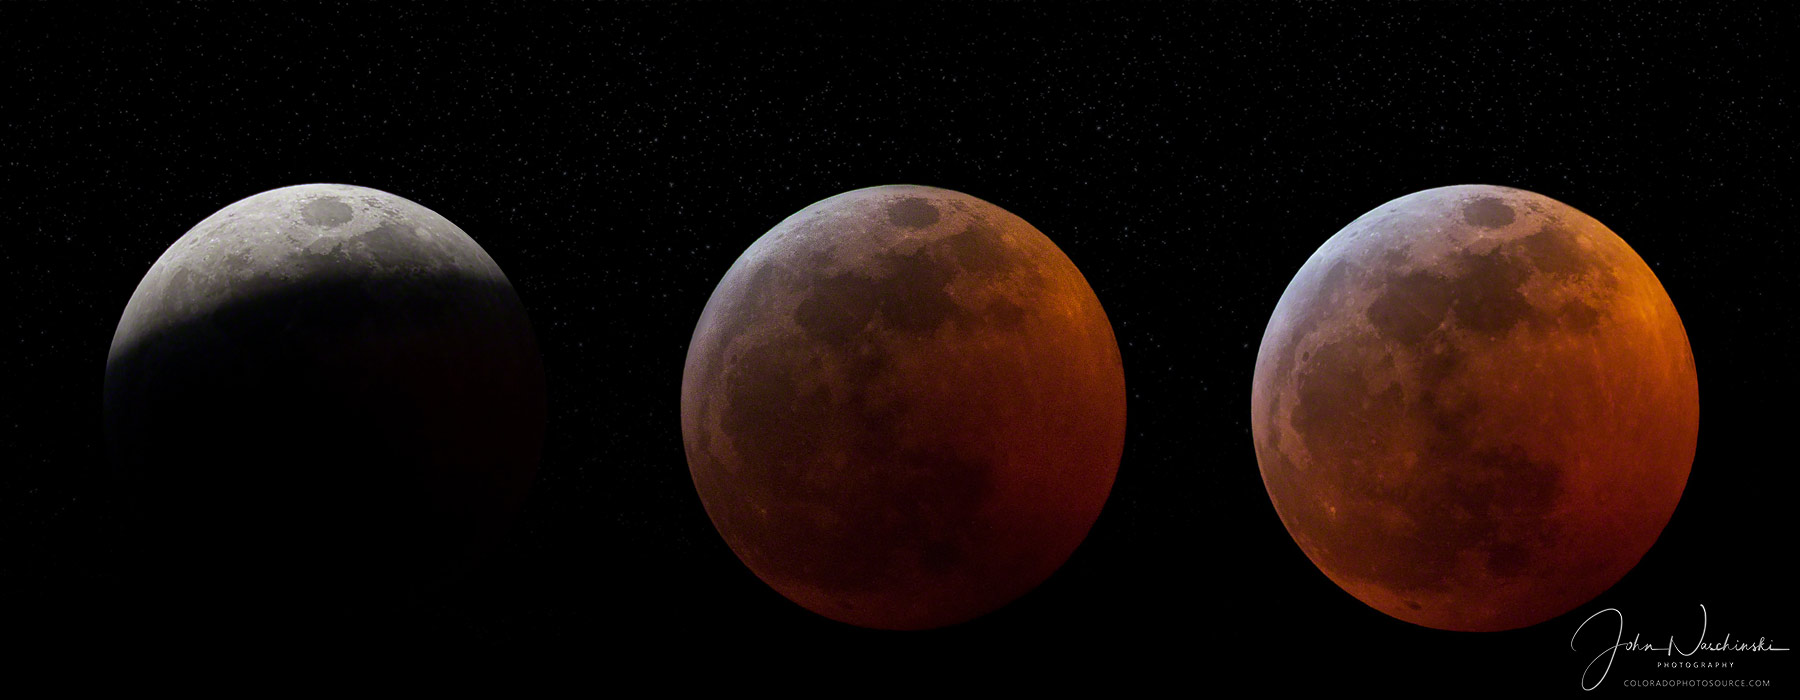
[681,185,1125,630]
[105,184,544,611]
[1251,185,1697,631]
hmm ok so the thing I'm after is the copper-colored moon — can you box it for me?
[681,185,1126,630]
[1251,185,1698,631]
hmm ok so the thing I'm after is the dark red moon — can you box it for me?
[1251,185,1698,631]
[681,185,1126,630]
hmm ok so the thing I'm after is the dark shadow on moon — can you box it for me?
[104,269,544,628]
[175,223,461,313]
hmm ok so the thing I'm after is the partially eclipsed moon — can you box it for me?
[681,185,1126,630]
[105,184,545,610]
[1251,185,1697,631]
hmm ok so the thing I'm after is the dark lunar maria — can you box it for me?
[1251,185,1697,631]
[681,185,1127,630]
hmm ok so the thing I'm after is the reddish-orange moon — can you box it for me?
[681,185,1125,630]
[1252,185,1698,631]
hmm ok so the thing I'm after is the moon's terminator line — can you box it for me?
[105,184,545,614]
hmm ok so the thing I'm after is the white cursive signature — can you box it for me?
[1571,605,1789,691]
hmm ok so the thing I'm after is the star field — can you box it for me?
[2,1,1792,685]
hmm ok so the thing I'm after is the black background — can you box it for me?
[4,1,1792,690]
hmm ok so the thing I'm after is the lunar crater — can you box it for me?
[886,197,941,228]
[301,197,354,227]
[1462,197,1516,228]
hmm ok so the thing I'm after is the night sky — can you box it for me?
[5,1,1793,688]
